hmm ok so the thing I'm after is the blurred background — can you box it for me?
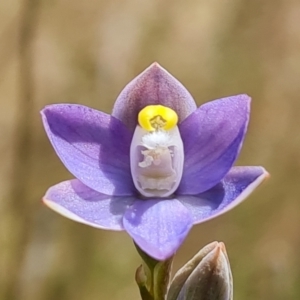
[0,0,299,299]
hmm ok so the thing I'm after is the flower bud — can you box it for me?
[167,242,233,300]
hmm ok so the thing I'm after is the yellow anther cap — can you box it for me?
[138,105,178,131]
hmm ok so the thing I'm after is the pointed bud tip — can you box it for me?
[212,243,222,264]
[218,242,228,256]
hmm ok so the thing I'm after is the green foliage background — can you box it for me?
[0,0,299,299]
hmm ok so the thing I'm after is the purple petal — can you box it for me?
[178,166,269,224]
[41,104,135,196]
[123,199,193,260]
[43,179,136,230]
[177,94,250,195]
[112,63,197,130]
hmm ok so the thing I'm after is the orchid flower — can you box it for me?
[41,63,268,260]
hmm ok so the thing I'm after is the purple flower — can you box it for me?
[41,63,268,260]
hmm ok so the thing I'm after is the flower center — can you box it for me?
[130,105,184,198]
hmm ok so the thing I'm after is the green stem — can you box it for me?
[134,243,174,300]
